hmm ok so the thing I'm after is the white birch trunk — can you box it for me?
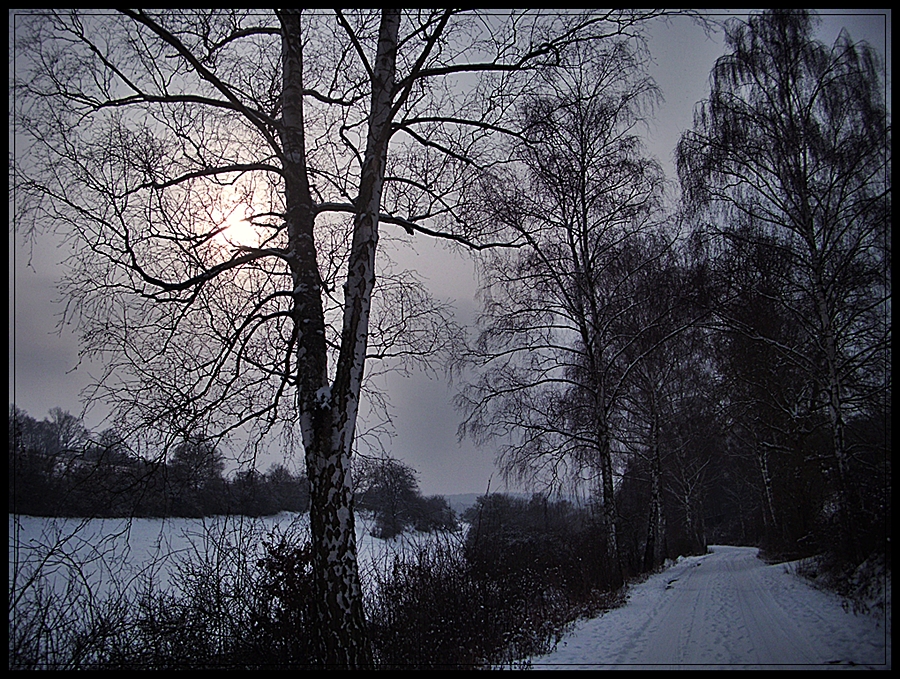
[279,9,401,667]
[643,405,666,571]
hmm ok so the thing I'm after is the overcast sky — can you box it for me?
[9,10,891,496]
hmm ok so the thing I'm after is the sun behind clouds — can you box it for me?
[213,203,259,248]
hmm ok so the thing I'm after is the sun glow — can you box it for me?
[209,200,262,250]
[219,205,259,247]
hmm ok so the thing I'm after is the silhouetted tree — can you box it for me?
[411,495,458,533]
[266,463,310,513]
[615,234,713,569]
[168,437,226,517]
[9,406,57,514]
[678,10,890,562]
[356,455,421,539]
[458,39,669,588]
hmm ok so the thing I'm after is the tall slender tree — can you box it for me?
[616,237,712,568]
[678,9,890,562]
[457,38,669,586]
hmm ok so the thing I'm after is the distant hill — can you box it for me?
[444,493,483,514]
[444,491,589,516]
[444,492,533,515]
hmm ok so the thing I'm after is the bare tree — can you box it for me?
[457,38,670,587]
[615,237,712,568]
[707,233,823,554]
[354,454,420,539]
[677,9,891,563]
[13,9,670,666]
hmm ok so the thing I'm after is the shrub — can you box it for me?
[11,502,624,670]
[367,494,624,668]
[367,530,568,669]
[464,493,620,609]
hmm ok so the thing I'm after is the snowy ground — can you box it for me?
[530,545,890,670]
[10,518,890,670]
[8,512,456,600]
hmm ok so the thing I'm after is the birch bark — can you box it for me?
[281,9,400,667]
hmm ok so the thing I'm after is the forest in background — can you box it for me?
[9,405,457,538]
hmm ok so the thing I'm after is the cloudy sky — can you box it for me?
[9,10,890,496]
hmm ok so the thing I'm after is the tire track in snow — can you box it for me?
[724,547,820,664]
[532,545,889,669]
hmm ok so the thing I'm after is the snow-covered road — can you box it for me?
[532,545,890,670]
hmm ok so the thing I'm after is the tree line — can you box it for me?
[8,405,309,518]
[9,404,457,535]
[457,9,889,577]
[12,9,889,668]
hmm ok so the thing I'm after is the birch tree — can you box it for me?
[710,232,822,553]
[457,39,668,587]
[616,240,712,568]
[13,8,667,666]
[677,9,890,562]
